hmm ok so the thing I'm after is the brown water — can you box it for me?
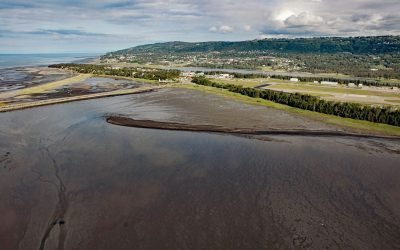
[0,89,400,249]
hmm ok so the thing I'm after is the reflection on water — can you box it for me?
[0,92,400,249]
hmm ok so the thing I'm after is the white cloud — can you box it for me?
[284,12,324,27]
[259,0,400,37]
[209,25,234,33]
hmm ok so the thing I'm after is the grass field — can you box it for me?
[201,78,400,105]
[385,99,400,103]
[213,78,265,87]
[266,83,400,98]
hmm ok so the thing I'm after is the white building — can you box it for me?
[290,78,299,82]
[206,74,233,79]
[348,83,356,87]
[220,74,233,79]
[181,71,196,77]
[313,81,319,84]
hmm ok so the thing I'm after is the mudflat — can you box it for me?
[0,88,399,249]
[0,67,73,93]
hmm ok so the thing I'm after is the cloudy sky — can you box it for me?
[1,0,399,53]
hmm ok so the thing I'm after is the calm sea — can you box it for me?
[0,53,100,69]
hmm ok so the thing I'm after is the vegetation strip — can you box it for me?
[106,116,400,139]
[49,63,180,81]
[192,77,400,127]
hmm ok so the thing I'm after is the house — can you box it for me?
[348,83,356,87]
[290,78,299,82]
[313,81,319,84]
[206,74,233,79]
[219,74,233,79]
[181,71,196,78]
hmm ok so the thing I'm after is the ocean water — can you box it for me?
[0,53,100,69]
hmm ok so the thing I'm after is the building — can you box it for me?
[206,74,233,79]
[181,71,196,77]
[313,81,319,84]
[220,74,233,79]
[348,83,356,87]
[290,78,299,82]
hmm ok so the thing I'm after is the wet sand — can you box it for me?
[0,89,400,249]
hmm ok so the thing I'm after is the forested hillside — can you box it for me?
[108,36,400,55]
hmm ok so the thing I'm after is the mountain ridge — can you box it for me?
[106,36,400,55]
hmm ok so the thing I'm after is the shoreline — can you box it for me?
[106,116,400,140]
[0,86,163,113]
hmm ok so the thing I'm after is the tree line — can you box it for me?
[49,63,180,80]
[108,36,400,55]
[192,77,400,127]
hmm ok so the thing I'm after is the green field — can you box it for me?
[266,83,400,98]
[213,78,265,87]
[385,99,400,103]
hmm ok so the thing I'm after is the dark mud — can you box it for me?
[0,89,399,249]
[106,115,400,139]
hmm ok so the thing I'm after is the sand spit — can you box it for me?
[106,116,400,140]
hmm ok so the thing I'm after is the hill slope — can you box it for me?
[107,36,400,55]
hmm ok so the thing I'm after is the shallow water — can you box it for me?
[0,67,73,93]
[0,53,98,69]
[0,90,400,249]
[0,53,97,93]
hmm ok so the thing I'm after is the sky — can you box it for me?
[0,0,400,53]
